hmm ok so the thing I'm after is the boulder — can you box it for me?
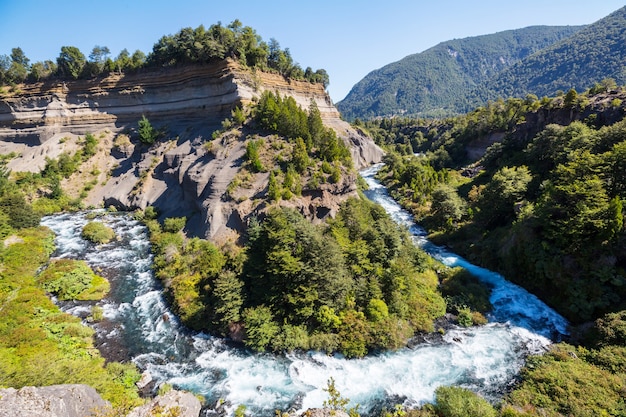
[0,384,111,417]
[298,408,350,417]
[127,389,202,417]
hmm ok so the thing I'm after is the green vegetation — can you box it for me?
[11,133,101,215]
[148,197,447,357]
[504,343,626,416]
[216,92,352,203]
[373,88,626,323]
[1,20,328,87]
[138,115,158,145]
[337,25,582,120]
[367,84,626,416]
[0,226,141,412]
[256,91,351,165]
[81,221,116,244]
[38,258,110,301]
[0,151,140,412]
[434,386,496,417]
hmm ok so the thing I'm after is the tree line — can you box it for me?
[0,20,329,87]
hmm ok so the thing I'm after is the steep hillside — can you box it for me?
[474,6,626,101]
[0,60,383,241]
[367,87,626,323]
[336,25,582,120]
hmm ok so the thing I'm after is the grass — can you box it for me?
[0,226,141,412]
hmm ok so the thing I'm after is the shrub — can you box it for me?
[38,259,109,301]
[81,221,115,244]
[89,306,104,322]
[507,344,626,416]
[457,308,473,327]
[163,217,186,233]
[138,115,157,144]
[434,386,496,417]
[243,305,280,352]
[0,193,40,229]
[144,206,159,220]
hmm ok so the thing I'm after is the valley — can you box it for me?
[1,7,626,417]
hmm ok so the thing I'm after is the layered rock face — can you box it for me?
[0,60,383,240]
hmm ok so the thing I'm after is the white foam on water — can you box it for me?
[360,164,569,340]
[41,170,570,416]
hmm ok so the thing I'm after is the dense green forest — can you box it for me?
[337,25,581,120]
[366,83,626,323]
[0,20,329,87]
[358,83,626,417]
[339,5,626,121]
[474,6,626,105]
[147,199,453,357]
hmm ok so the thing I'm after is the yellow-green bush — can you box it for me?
[38,259,109,301]
[0,226,140,412]
[81,221,115,244]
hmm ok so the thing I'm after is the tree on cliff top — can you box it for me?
[2,20,329,87]
[56,46,86,79]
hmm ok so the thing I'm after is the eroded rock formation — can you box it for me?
[0,60,383,240]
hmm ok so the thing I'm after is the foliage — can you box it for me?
[149,198,445,357]
[0,226,140,412]
[56,46,86,79]
[255,91,351,165]
[81,221,116,244]
[434,386,496,417]
[245,139,265,172]
[323,377,350,411]
[440,267,492,317]
[505,344,626,417]
[430,184,467,231]
[595,310,626,346]
[37,259,109,301]
[138,115,158,145]
[373,88,626,323]
[242,305,280,352]
[1,20,328,86]
[475,166,531,228]
[162,216,186,233]
[0,193,40,229]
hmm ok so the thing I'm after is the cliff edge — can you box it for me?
[0,60,383,240]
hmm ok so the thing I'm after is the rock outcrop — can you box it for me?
[127,389,201,417]
[0,385,111,417]
[0,385,202,417]
[0,60,383,241]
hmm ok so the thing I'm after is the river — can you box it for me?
[40,164,569,416]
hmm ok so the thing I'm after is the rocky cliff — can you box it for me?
[0,60,383,240]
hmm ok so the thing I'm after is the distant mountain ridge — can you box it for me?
[337,25,583,120]
[473,6,626,102]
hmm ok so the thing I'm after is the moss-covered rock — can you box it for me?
[81,221,115,244]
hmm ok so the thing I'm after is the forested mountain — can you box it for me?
[336,25,582,120]
[473,6,626,103]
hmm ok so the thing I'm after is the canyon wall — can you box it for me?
[0,60,383,241]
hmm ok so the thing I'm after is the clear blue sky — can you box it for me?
[1,1,624,102]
